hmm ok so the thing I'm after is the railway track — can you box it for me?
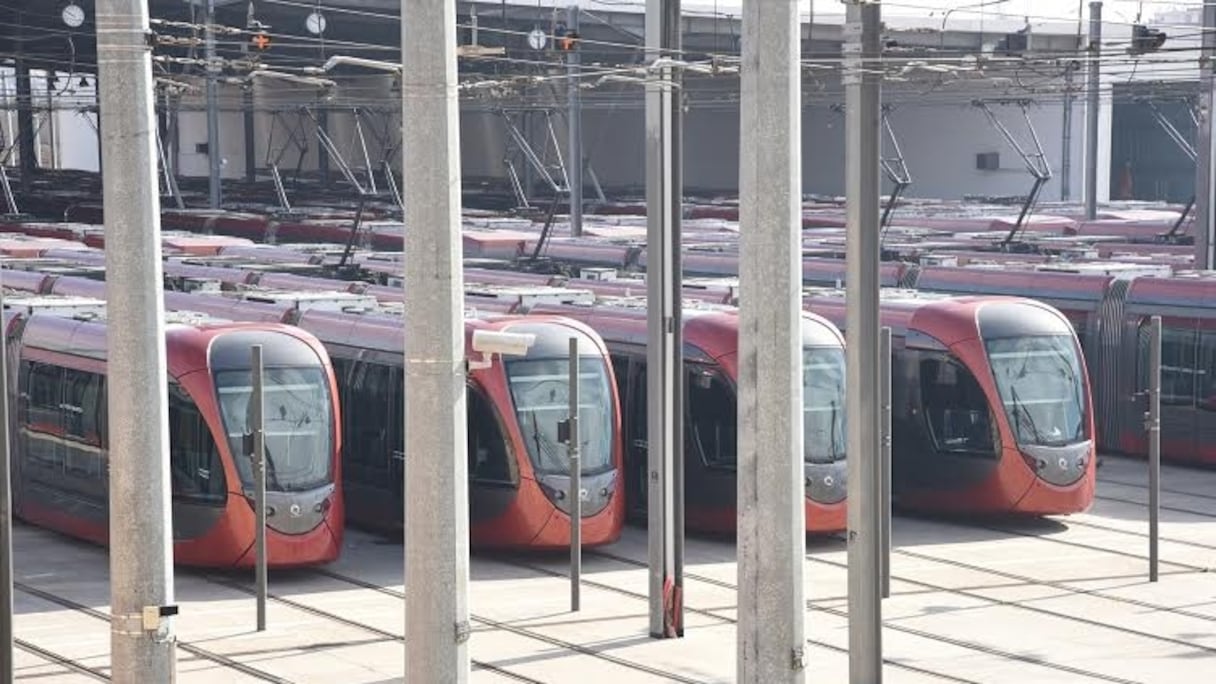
[482,554,981,684]
[200,573,546,684]
[580,547,1148,684]
[14,637,110,681]
[302,568,708,684]
[14,580,293,684]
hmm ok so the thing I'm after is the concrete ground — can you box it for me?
[9,454,1215,683]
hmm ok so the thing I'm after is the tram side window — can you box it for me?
[1140,324,1198,406]
[167,383,226,504]
[468,387,512,483]
[1200,330,1216,411]
[919,355,995,456]
[22,362,64,470]
[60,369,104,480]
[686,365,737,468]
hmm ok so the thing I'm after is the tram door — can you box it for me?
[611,353,649,520]
[336,356,404,529]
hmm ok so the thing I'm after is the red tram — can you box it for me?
[6,274,626,550]
[524,298,849,534]
[3,295,344,567]
[804,289,1096,514]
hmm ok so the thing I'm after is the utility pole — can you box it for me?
[1061,61,1076,201]
[1084,1,1102,220]
[402,0,470,681]
[845,1,883,682]
[645,0,684,641]
[1195,0,1216,269]
[1,276,13,684]
[567,4,584,237]
[737,0,806,681]
[243,2,257,184]
[206,0,223,208]
[96,2,177,682]
[14,52,36,192]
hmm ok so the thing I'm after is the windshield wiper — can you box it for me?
[1009,385,1048,446]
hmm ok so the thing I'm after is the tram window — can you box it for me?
[468,387,511,483]
[919,356,995,455]
[61,369,104,480]
[686,365,737,468]
[22,362,63,470]
[1140,324,1198,407]
[1200,331,1216,411]
[167,383,226,504]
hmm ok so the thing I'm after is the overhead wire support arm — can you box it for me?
[879,105,912,238]
[1144,100,1199,241]
[974,99,1053,247]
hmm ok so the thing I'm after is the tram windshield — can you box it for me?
[507,357,615,476]
[804,347,847,464]
[986,335,1087,447]
[215,367,334,492]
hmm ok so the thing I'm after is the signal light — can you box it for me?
[1130,25,1167,55]
[251,32,271,51]
[558,31,580,52]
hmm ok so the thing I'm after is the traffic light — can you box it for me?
[1130,25,1167,55]
[251,31,271,51]
[558,30,580,52]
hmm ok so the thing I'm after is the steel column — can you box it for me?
[97,1,177,681]
[845,2,884,681]
[1084,2,1102,220]
[1147,316,1161,582]
[568,337,582,612]
[1061,62,1075,201]
[737,0,806,679]
[244,88,257,183]
[402,0,470,681]
[252,346,268,630]
[0,274,12,684]
[645,0,684,640]
[14,57,35,191]
[206,0,223,208]
[1195,0,1216,269]
[567,4,584,236]
[880,325,892,600]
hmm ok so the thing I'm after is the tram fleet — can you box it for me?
[0,196,1211,567]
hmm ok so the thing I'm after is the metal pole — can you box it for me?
[1148,316,1161,582]
[845,2,883,682]
[252,346,268,630]
[1195,0,1216,270]
[645,0,684,640]
[244,88,256,183]
[1084,2,1102,220]
[1061,62,1075,202]
[317,108,331,184]
[14,55,35,192]
[737,0,805,680]
[0,271,13,684]
[97,1,177,681]
[567,4,584,237]
[568,337,582,612]
[206,0,223,208]
[880,326,892,600]
[244,3,257,184]
[402,0,470,680]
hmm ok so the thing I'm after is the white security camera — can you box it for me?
[471,329,536,357]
